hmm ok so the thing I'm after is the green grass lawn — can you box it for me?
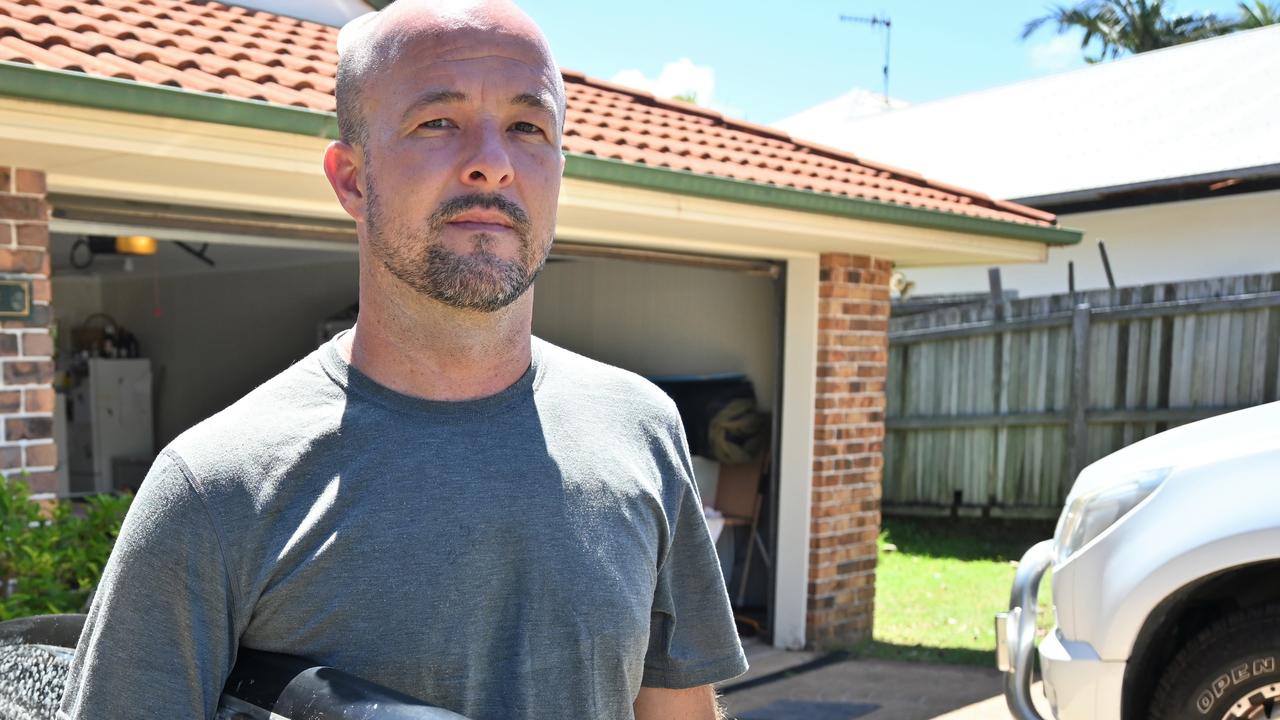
[850,516,1057,666]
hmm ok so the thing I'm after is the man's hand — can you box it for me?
[633,684,727,720]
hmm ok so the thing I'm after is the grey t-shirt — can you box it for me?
[58,335,747,719]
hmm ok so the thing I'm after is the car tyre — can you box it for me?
[1148,603,1280,720]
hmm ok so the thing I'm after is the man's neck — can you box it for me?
[340,270,535,402]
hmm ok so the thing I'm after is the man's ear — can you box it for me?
[323,141,367,223]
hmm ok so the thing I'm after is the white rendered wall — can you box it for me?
[900,190,1280,296]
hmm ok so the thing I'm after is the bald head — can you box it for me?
[335,0,566,149]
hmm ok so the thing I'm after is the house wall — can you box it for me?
[0,166,56,496]
[807,253,890,649]
[901,190,1280,296]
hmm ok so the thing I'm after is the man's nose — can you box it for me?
[460,122,515,189]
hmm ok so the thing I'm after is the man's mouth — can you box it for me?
[447,221,514,232]
[447,210,515,231]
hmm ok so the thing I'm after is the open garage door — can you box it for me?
[49,194,787,643]
[48,218,360,497]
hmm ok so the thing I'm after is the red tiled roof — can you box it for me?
[0,0,1057,227]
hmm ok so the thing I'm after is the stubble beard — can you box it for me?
[364,173,550,313]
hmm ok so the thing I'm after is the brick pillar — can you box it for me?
[0,167,56,498]
[808,252,892,649]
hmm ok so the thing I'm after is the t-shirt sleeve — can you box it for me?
[58,451,240,720]
[642,421,749,689]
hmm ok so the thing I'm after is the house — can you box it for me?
[0,0,1078,650]
[223,0,376,26]
[775,25,1280,297]
[773,87,909,126]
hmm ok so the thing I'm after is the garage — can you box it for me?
[45,196,787,639]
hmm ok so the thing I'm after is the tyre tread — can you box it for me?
[1148,602,1280,720]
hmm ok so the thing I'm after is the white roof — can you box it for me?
[773,25,1280,202]
[227,0,370,26]
[772,88,909,131]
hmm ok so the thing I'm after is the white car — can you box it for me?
[996,401,1280,720]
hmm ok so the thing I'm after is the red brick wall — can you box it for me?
[808,252,892,648]
[0,167,56,497]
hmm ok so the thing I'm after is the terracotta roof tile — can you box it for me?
[0,0,1057,227]
[0,34,70,69]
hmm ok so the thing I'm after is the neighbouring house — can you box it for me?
[0,0,1079,650]
[775,24,1280,297]
[771,87,909,127]
[222,0,374,26]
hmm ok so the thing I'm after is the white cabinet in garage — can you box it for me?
[66,358,154,495]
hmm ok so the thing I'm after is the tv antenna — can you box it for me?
[839,13,892,105]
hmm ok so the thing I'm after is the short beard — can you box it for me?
[364,170,550,313]
[420,238,540,313]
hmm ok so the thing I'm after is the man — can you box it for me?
[57,1,747,718]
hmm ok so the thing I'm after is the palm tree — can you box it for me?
[1235,1,1280,28]
[1022,0,1232,63]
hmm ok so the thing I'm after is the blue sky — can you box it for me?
[514,0,1248,123]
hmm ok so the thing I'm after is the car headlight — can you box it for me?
[1053,467,1170,565]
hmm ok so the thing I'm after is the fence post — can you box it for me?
[988,269,1007,507]
[1065,303,1092,492]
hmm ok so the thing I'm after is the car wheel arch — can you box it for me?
[1121,559,1280,720]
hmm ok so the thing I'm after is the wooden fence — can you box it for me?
[884,272,1280,518]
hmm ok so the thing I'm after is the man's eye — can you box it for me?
[511,121,542,134]
[420,118,454,129]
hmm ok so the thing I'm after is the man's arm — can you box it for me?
[59,452,238,719]
[634,685,727,720]
[635,400,749,713]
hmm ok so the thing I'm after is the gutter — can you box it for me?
[1014,163,1280,214]
[0,60,339,138]
[0,61,1082,247]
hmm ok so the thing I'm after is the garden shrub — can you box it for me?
[0,476,132,620]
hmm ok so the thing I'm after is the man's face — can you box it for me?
[359,23,564,313]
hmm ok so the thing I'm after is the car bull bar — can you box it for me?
[994,539,1054,720]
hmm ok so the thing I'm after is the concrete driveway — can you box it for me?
[720,640,1054,720]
